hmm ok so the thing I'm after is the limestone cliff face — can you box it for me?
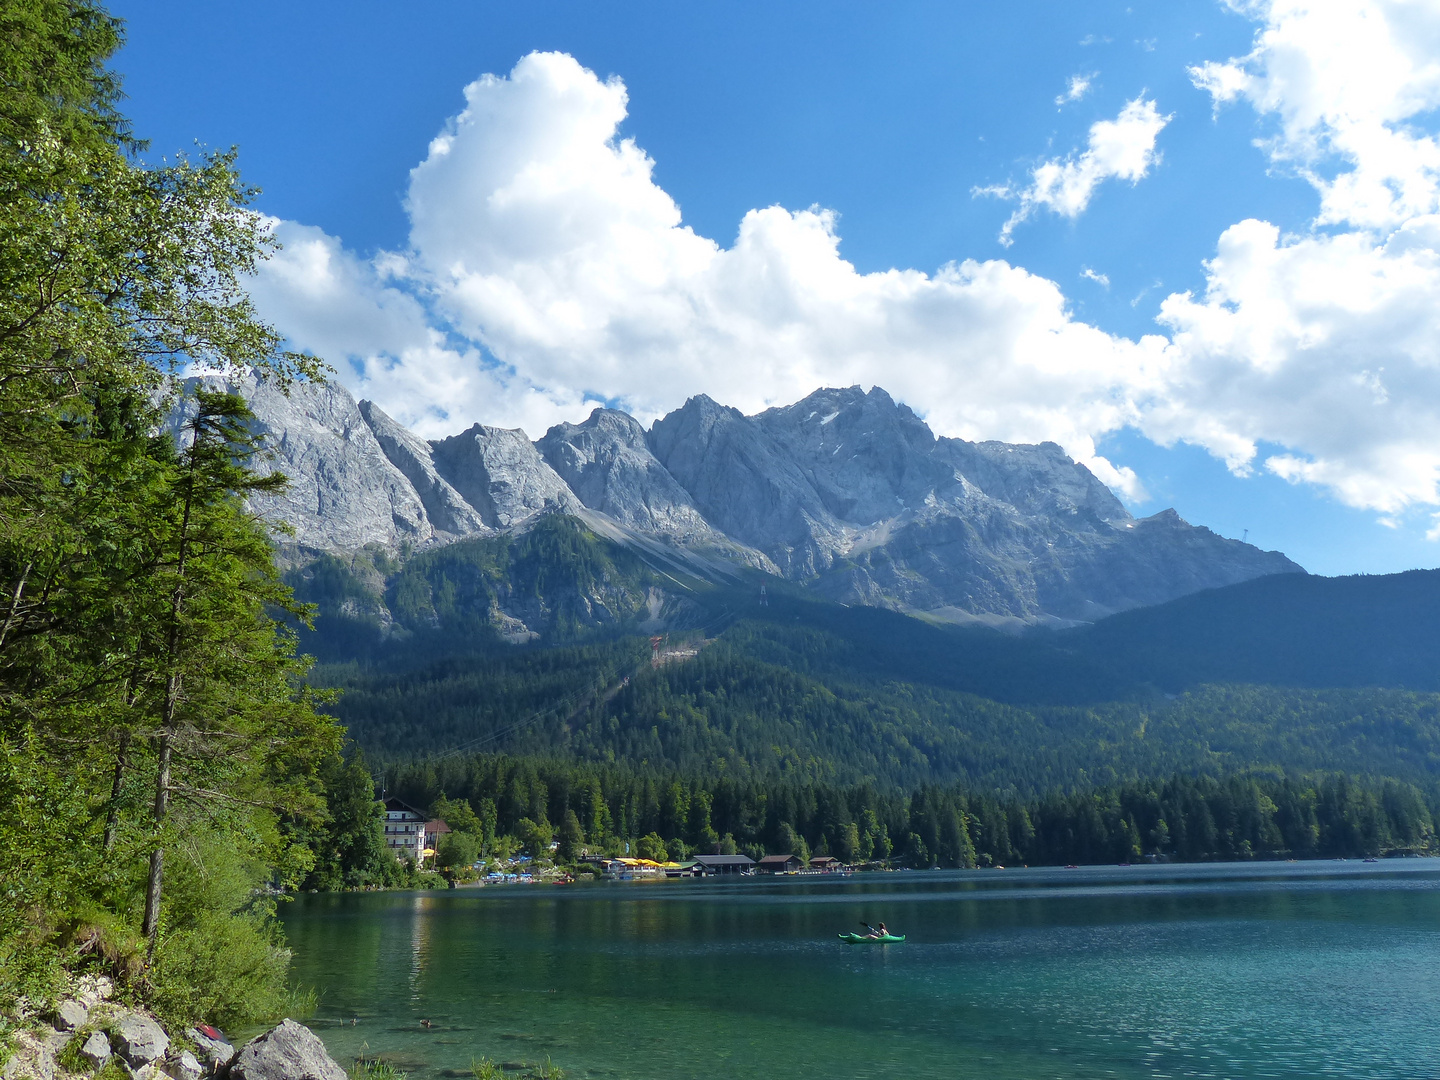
[168,374,438,550]
[649,386,1300,621]
[647,394,847,577]
[428,423,582,528]
[187,377,1303,622]
[356,400,490,539]
[537,408,716,538]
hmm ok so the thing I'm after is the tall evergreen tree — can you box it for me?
[0,0,338,1023]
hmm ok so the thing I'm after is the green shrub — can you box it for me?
[351,1053,407,1080]
[0,928,65,1016]
[93,1059,132,1080]
[56,1031,92,1074]
[148,909,294,1030]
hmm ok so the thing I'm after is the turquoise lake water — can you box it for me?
[279,862,1440,1079]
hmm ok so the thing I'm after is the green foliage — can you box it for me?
[436,832,480,871]
[298,751,390,891]
[0,0,339,1026]
[465,1058,565,1080]
[515,818,553,859]
[556,810,585,863]
[383,751,1439,869]
[635,833,667,862]
[350,1053,406,1080]
[148,907,294,1031]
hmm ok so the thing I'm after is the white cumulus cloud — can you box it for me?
[245,216,604,438]
[1152,0,1440,520]
[1153,216,1440,512]
[250,29,1440,530]
[982,96,1172,245]
[1057,73,1096,105]
[1190,0,1440,230]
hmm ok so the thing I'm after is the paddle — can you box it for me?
[860,920,879,936]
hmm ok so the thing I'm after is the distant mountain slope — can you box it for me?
[292,516,1440,792]
[1072,569,1440,693]
[646,386,1301,620]
[178,375,1299,623]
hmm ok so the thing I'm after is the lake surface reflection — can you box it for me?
[280,861,1440,1079]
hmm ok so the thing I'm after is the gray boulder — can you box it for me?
[164,1050,204,1080]
[51,999,87,1032]
[111,1012,170,1066]
[80,1030,112,1069]
[228,1020,346,1080]
[186,1027,236,1071]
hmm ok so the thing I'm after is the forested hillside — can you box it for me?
[294,518,1440,794]
[368,753,1438,871]
[1070,568,1440,692]
[321,626,1440,793]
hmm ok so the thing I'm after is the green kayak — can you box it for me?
[838,933,906,943]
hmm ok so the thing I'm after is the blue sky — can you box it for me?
[113,0,1440,576]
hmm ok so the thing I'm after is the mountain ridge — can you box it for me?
[179,374,1301,623]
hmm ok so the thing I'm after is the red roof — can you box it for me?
[423,819,451,835]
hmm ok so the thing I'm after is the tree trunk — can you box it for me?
[0,559,32,652]
[141,402,208,954]
[102,732,130,853]
[141,716,173,951]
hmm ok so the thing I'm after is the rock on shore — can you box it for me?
[226,1020,346,1080]
[3,976,344,1080]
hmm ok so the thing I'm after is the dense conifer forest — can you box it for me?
[357,753,1436,873]
[295,524,1440,795]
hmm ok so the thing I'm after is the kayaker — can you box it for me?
[868,922,889,939]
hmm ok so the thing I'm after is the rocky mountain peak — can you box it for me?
[537,408,718,538]
[357,399,490,539]
[755,385,950,526]
[943,438,1130,524]
[429,423,581,529]
[172,376,1303,623]
[170,373,440,551]
[760,385,936,454]
[648,392,843,577]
